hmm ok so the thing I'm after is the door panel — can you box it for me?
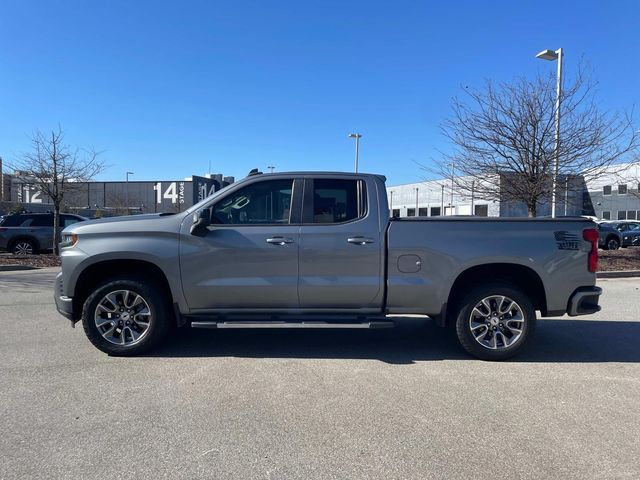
[179,178,301,310]
[298,177,384,309]
[180,225,300,309]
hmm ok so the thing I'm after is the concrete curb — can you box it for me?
[0,265,39,272]
[597,270,640,278]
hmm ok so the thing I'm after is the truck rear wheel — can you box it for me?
[81,277,171,356]
[453,283,536,361]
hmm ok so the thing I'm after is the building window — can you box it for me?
[618,211,627,220]
[474,204,488,217]
[602,211,611,220]
[418,207,428,216]
[628,211,637,220]
[618,184,628,195]
[430,207,441,216]
[407,208,416,217]
[391,209,400,217]
[603,186,612,196]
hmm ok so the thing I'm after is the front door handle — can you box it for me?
[266,237,294,245]
[347,237,374,245]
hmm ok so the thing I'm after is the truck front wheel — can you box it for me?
[453,283,536,361]
[81,277,171,356]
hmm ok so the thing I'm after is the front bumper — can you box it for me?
[567,286,602,316]
[54,272,75,321]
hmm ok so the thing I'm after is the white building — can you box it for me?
[387,161,640,219]
[386,176,499,218]
[584,162,640,220]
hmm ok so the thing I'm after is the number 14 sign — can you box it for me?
[153,182,185,204]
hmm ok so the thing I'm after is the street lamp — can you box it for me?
[125,171,134,212]
[536,47,564,218]
[348,133,362,173]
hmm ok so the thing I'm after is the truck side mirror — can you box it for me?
[190,208,211,237]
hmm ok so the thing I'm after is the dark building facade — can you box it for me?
[3,173,235,215]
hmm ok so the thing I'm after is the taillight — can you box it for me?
[583,228,599,273]
[0,227,7,233]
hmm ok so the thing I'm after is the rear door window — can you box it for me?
[30,215,54,227]
[311,179,366,224]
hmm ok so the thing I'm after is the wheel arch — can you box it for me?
[442,263,547,327]
[8,235,40,253]
[605,234,620,248]
[71,259,176,323]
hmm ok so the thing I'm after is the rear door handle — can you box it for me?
[266,237,294,245]
[347,237,374,245]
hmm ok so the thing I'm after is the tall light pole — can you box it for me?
[448,163,455,214]
[471,180,475,214]
[0,156,4,201]
[125,171,134,212]
[348,133,362,173]
[536,47,564,218]
[267,165,275,173]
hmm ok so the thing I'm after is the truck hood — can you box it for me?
[65,213,184,235]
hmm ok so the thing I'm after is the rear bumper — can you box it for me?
[54,272,75,321]
[567,286,602,316]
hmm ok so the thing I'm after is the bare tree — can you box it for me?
[11,127,104,254]
[426,66,639,217]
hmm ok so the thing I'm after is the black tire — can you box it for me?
[454,283,536,361]
[605,236,620,250]
[11,238,37,255]
[81,277,172,356]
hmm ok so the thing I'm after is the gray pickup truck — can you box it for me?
[55,172,602,360]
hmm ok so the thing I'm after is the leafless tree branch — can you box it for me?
[9,127,105,254]
[422,64,639,216]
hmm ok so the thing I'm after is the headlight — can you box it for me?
[60,234,78,249]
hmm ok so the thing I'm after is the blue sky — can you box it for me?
[1,0,639,186]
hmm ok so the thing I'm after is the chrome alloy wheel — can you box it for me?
[14,242,34,255]
[94,290,151,346]
[469,295,525,350]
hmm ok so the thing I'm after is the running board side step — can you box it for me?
[190,320,395,329]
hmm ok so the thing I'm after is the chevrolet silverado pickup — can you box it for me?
[54,172,602,360]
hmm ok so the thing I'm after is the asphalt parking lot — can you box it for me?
[1,268,639,480]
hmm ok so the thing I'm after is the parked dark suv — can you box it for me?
[0,213,87,254]
[597,221,640,250]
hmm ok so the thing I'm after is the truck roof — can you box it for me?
[247,171,387,182]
